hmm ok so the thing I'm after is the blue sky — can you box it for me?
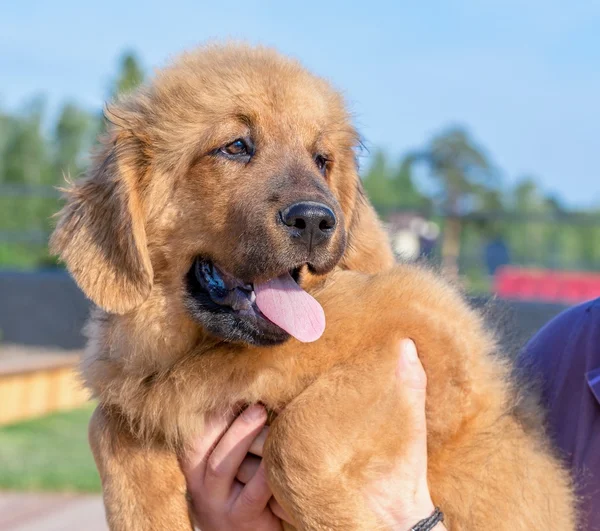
[2,0,599,206]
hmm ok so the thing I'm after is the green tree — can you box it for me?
[0,51,150,269]
[0,99,58,268]
[362,152,428,215]
[507,177,553,266]
[0,110,16,182]
[391,156,429,211]
[111,52,144,99]
[2,98,51,186]
[362,150,399,214]
[408,127,496,277]
[53,103,95,181]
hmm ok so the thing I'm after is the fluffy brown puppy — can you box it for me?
[51,44,576,530]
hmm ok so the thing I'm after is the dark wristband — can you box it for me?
[409,507,444,531]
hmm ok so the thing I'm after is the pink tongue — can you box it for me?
[254,273,325,343]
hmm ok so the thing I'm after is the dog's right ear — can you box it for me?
[50,128,153,314]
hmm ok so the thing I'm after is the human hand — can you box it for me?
[183,340,444,531]
[182,404,290,531]
[367,339,446,530]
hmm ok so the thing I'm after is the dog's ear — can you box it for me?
[50,127,153,314]
[340,180,395,274]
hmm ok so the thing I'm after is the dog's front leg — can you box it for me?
[88,405,193,531]
[263,361,411,531]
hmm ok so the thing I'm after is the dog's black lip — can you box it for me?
[185,271,290,345]
[184,257,307,346]
[193,257,302,299]
[290,266,301,283]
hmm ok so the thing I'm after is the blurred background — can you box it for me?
[0,1,599,529]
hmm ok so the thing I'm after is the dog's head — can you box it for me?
[51,44,392,346]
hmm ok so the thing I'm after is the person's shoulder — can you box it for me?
[540,297,599,335]
[521,297,600,370]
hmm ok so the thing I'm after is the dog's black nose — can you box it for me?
[280,201,337,248]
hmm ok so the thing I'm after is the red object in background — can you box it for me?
[494,267,600,304]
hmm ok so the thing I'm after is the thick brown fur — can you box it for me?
[51,43,575,530]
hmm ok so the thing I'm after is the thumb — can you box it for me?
[396,339,427,391]
[395,339,428,440]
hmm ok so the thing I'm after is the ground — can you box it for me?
[0,404,100,493]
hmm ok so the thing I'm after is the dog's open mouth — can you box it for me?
[187,258,325,344]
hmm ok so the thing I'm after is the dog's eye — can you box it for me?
[222,139,250,156]
[314,154,330,174]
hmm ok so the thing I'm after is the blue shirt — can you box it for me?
[519,298,600,530]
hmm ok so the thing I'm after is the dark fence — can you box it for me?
[0,271,89,349]
[0,271,570,353]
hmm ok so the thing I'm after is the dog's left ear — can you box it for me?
[50,127,153,314]
[340,179,395,273]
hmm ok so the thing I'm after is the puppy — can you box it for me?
[51,44,576,530]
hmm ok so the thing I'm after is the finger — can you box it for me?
[204,405,268,500]
[182,410,237,493]
[233,461,273,518]
[269,498,294,525]
[248,425,269,457]
[236,454,261,484]
[396,339,427,392]
[395,339,428,460]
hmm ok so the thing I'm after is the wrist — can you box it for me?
[391,499,444,531]
[425,524,446,531]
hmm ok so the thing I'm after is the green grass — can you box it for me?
[0,404,101,492]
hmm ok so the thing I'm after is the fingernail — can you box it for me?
[402,339,418,365]
[242,404,266,422]
[397,339,427,389]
